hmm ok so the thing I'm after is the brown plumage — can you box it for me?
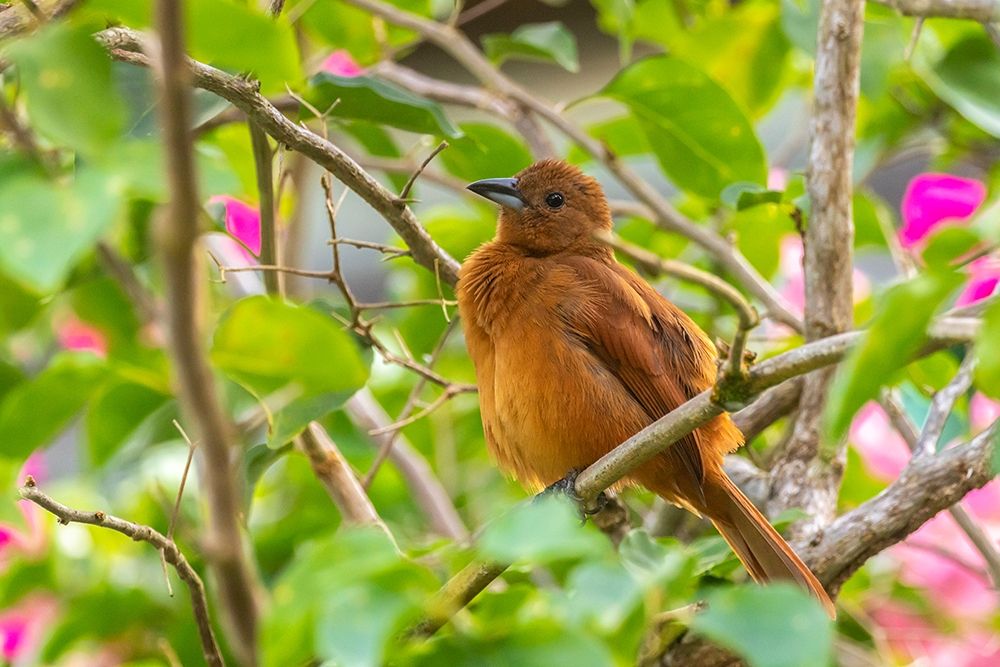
[457,159,834,618]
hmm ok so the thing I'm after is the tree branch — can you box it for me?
[767,0,865,536]
[97,27,461,288]
[18,479,224,667]
[872,0,1000,20]
[151,4,260,662]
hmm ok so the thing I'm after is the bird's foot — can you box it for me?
[535,468,608,517]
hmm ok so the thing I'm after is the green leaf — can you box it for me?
[917,34,1000,138]
[853,190,893,249]
[3,23,124,154]
[0,353,107,461]
[825,270,965,440]
[692,583,833,667]
[187,0,301,93]
[300,0,425,65]
[569,115,650,164]
[85,382,168,466]
[339,121,408,191]
[243,442,292,508]
[306,73,462,138]
[0,169,123,293]
[619,530,695,598]
[721,183,783,211]
[976,300,1000,400]
[440,123,533,182]
[478,496,612,564]
[729,203,797,279]
[565,561,642,631]
[602,56,767,199]
[211,297,370,433]
[0,271,42,335]
[482,22,579,73]
[316,584,414,667]
[267,393,351,449]
[922,226,982,268]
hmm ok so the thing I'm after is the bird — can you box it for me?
[456,158,835,618]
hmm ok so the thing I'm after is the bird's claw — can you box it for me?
[535,468,608,517]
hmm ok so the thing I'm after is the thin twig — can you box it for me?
[398,140,448,201]
[329,237,411,258]
[914,354,976,457]
[19,479,224,667]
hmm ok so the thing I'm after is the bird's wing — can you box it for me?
[555,256,721,489]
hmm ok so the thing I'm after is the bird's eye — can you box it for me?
[545,192,565,209]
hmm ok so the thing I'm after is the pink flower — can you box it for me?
[970,392,1000,432]
[210,196,261,256]
[0,594,58,662]
[0,454,47,572]
[776,235,871,320]
[869,600,1000,666]
[849,402,911,481]
[766,168,788,190]
[899,173,987,248]
[956,256,1000,307]
[320,50,364,77]
[55,317,107,358]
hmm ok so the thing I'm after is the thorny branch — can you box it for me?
[18,479,224,667]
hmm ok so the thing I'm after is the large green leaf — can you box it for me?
[478,496,611,563]
[825,270,965,440]
[306,73,462,138]
[602,56,767,199]
[0,353,107,461]
[85,382,169,466]
[918,34,1000,138]
[692,583,833,667]
[3,23,124,154]
[0,169,123,293]
[211,297,370,444]
[299,0,426,65]
[440,122,533,182]
[83,0,301,92]
[975,300,1000,400]
[483,22,580,73]
[569,115,650,164]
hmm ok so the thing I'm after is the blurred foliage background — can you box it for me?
[1,0,999,665]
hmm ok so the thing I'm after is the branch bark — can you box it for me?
[151,3,259,663]
[872,0,1000,20]
[19,479,224,667]
[767,0,865,536]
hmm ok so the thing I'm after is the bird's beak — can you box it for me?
[466,177,527,211]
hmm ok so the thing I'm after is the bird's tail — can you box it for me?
[702,472,836,619]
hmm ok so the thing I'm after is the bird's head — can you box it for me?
[466,159,613,256]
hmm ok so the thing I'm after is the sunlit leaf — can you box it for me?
[825,270,965,440]
[0,353,107,461]
[86,382,169,466]
[975,300,1000,400]
[306,73,462,138]
[440,122,533,182]
[602,56,766,199]
[478,496,611,563]
[692,583,833,667]
[483,22,580,73]
[568,115,650,164]
[3,23,125,154]
[918,34,1000,138]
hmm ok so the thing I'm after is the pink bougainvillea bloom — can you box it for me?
[899,173,987,248]
[0,454,48,572]
[962,482,1000,523]
[894,513,999,620]
[849,402,911,481]
[56,317,107,358]
[321,50,364,77]
[970,392,1000,432]
[210,196,261,256]
[766,167,788,191]
[956,256,1000,307]
[777,235,871,319]
[0,594,58,662]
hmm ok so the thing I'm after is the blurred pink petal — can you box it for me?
[899,173,986,248]
[0,454,48,571]
[868,601,942,659]
[849,402,911,481]
[956,256,1000,307]
[0,594,58,662]
[766,168,788,190]
[962,483,1000,523]
[56,318,107,358]
[894,513,998,620]
[777,235,870,319]
[321,50,364,77]
[970,392,1000,432]
[210,196,261,256]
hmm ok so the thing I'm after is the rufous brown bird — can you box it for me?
[457,159,835,618]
